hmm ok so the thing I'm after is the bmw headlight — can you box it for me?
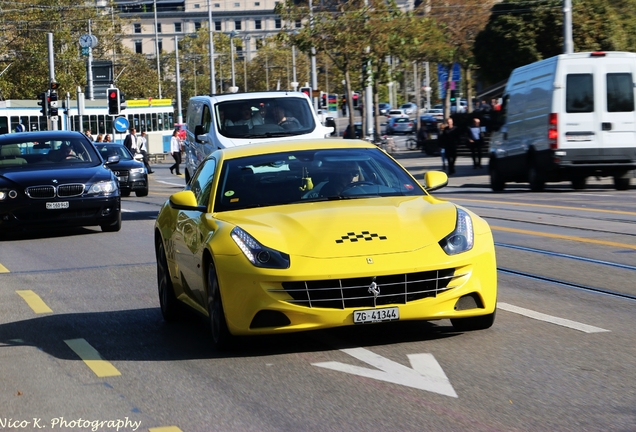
[439,208,474,255]
[87,180,118,195]
[231,226,290,269]
[130,167,145,174]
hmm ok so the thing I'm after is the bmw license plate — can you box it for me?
[46,201,69,210]
[353,307,399,324]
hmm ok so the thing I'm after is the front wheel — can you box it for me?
[100,211,122,232]
[451,310,496,332]
[406,138,417,150]
[614,175,630,191]
[490,163,505,192]
[207,261,232,350]
[135,188,149,197]
[156,237,181,321]
[571,175,587,190]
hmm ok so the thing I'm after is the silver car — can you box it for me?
[386,117,415,135]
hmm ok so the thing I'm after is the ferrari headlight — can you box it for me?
[130,167,145,174]
[439,208,474,255]
[231,226,290,269]
[87,180,118,195]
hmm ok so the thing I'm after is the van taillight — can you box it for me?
[590,52,606,57]
[548,113,558,149]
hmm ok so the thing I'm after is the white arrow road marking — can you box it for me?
[498,302,610,333]
[312,348,458,398]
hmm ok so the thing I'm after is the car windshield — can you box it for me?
[0,137,101,169]
[394,118,410,124]
[95,143,133,161]
[214,148,425,212]
[216,97,316,139]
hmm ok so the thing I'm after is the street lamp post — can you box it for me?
[229,31,238,93]
[153,0,162,98]
[207,0,217,94]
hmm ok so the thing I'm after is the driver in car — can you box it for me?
[320,163,363,197]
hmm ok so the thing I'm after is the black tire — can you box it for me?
[490,163,505,192]
[571,175,587,190]
[120,190,131,197]
[614,176,630,191]
[156,237,181,321]
[451,310,496,332]
[207,260,232,350]
[528,161,545,192]
[135,188,149,197]
[100,211,122,232]
[406,138,417,150]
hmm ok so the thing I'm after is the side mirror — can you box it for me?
[105,155,120,165]
[423,171,448,192]
[194,125,205,144]
[169,190,207,212]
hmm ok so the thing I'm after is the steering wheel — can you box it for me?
[341,180,375,192]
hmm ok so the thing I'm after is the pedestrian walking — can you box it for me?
[467,118,484,169]
[137,130,154,173]
[439,118,461,175]
[169,129,182,176]
[123,127,137,153]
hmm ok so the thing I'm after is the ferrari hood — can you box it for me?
[217,196,458,258]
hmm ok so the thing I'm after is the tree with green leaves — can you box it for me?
[474,0,632,86]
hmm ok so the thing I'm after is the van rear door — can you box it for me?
[561,54,636,159]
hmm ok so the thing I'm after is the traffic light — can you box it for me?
[38,92,48,117]
[107,88,120,115]
[49,89,58,117]
[450,90,457,103]
[119,91,127,112]
[320,92,327,109]
[352,92,359,108]
[300,87,311,99]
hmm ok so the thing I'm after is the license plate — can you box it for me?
[353,307,399,324]
[46,201,69,210]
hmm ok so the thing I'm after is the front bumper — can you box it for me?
[214,231,497,336]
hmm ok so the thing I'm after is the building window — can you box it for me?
[194,3,200,7]
[175,22,182,32]
[235,20,242,30]
[295,19,302,28]
[275,18,281,29]
[255,1,260,5]
[194,22,201,31]
[254,19,261,30]
[214,3,220,7]
[134,23,141,34]
[134,40,142,54]
[256,38,263,50]
[215,21,221,31]
[234,2,240,6]
[158,40,163,53]
[157,23,162,33]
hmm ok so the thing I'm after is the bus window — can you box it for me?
[157,113,164,130]
[38,116,47,131]
[98,115,106,134]
[168,112,174,129]
[106,116,113,134]
[140,114,147,132]
[90,115,98,133]
[151,113,158,131]
[0,116,8,134]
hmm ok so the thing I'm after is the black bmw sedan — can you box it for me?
[0,131,121,233]
[94,142,149,197]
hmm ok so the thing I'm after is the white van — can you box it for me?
[489,51,636,191]
[183,91,333,182]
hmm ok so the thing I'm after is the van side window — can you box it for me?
[201,106,212,134]
[607,73,634,113]
[566,74,593,113]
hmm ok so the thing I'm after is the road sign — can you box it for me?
[113,116,129,133]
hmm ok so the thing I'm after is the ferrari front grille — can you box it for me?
[278,268,458,309]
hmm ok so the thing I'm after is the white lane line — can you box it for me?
[498,302,610,333]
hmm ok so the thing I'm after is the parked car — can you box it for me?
[94,142,149,197]
[425,108,444,121]
[0,131,121,234]
[386,117,415,135]
[399,102,418,115]
[343,122,363,139]
[386,109,407,119]
[378,102,391,116]
[154,139,497,349]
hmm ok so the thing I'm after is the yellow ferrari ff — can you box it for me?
[154,139,497,349]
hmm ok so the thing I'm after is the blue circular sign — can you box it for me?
[114,116,129,133]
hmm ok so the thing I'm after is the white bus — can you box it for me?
[0,98,175,154]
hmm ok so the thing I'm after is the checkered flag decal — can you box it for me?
[336,231,388,243]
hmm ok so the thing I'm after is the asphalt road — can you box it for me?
[1,143,635,432]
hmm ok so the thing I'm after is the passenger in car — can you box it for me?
[271,106,302,130]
